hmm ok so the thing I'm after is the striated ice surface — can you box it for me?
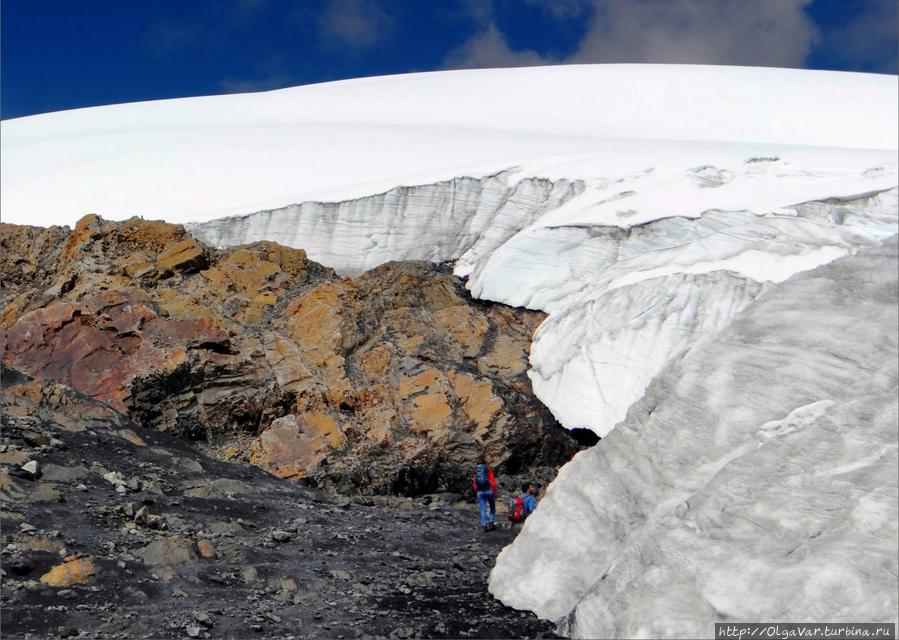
[509,189,898,435]
[526,271,769,433]
[187,173,583,276]
[489,238,899,637]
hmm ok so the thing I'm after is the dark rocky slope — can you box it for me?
[1,366,559,639]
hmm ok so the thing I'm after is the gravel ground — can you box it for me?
[1,371,560,640]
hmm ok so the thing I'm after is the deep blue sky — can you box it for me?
[2,0,896,120]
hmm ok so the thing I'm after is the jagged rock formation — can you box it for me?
[1,215,580,496]
[1,214,324,439]
[0,365,559,639]
[246,258,577,495]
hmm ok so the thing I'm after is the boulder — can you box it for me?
[39,556,96,587]
[137,538,199,566]
[155,239,207,275]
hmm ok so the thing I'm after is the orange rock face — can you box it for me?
[39,556,97,587]
[263,261,578,494]
[1,215,319,440]
[248,413,346,479]
[2,215,580,496]
[3,297,228,412]
[155,239,207,274]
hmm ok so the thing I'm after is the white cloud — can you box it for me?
[318,0,394,50]
[445,0,819,70]
[443,25,554,69]
[443,0,554,69]
[572,0,817,68]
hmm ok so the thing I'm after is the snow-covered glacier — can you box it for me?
[517,187,898,433]
[490,238,899,637]
[2,64,898,636]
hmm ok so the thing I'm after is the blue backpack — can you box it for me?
[475,464,491,491]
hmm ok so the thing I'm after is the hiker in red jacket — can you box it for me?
[472,463,498,532]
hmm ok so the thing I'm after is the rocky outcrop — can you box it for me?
[2,215,581,496]
[3,294,230,413]
[2,215,318,442]
[39,556,97,587]
[244,260,578,495]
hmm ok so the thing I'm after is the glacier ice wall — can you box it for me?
[187,172,583,276]
[489,238,899,637]
[514,190,898,434]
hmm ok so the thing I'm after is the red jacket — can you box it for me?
[472,467,498,496]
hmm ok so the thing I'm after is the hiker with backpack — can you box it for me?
[472,462,498,532]
[508,482,541,524]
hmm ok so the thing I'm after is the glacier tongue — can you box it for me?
[489,238,899,637]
